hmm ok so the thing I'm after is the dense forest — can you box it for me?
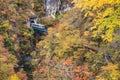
[0,0,120,80]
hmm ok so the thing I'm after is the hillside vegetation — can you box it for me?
[0,0,120,80]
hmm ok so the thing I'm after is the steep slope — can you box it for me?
[35,7,120,80]
[0,1,43,79]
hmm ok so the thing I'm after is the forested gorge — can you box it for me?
[0,0,120,80]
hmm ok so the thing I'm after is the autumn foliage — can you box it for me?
[0,0,120,80]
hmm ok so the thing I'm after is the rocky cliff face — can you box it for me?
[44,0,73,18]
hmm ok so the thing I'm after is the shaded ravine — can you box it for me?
[14,1,73,79]
[14,17,48,80]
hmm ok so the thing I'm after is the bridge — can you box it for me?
[28,17,48,35]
